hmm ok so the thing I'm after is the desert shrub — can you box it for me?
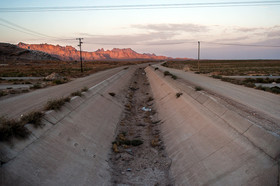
[171,74,177,80]
[130,139,143,146]
[108,92,116,97]
[45,98,67,111]
[256,86,270,92]
[176,92,183,98]
[52,79,63,85]
[243,82,255,88]
[64,96,71,102]
[270,86,280,94]
[81,87,88,92]
[0,117,30,141]
[195,86,202,91]
[120,139,143,146]
[71,90,82,97]
[154,67,159,71]
[147,96,154,102]
[161,62,167,67]
[211,75,222,79]
[21,111,44,128]
[0,91,7,97]
[164,71,171,76]
[31,83,41,89]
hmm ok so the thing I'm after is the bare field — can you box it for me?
[0,60,152,78]
[162,60,280,94]
[0,60,154,97]
[162,60,280,76]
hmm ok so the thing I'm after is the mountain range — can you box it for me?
[18,42,171,61]
[0,43,59,63]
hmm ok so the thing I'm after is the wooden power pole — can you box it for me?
[198,41,200,72]
[76,38,84,73]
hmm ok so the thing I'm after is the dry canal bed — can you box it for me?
[109,67,172,185]
[1,65,278,185]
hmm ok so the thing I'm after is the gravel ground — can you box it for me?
[109,67,173,185]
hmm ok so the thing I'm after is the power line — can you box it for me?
[0,18,55,38]
[201,41,280,48]
[0,17,75,41]
[0,22,43,37]
[0,1,279,12]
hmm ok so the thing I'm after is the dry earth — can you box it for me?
[109,67,173,185]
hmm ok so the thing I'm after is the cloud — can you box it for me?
[252,38,280,46]
[234,27,262,32]
[76,23,280,53]
[267,25,280,37]
[75,32,171,46]
[213,36,250,43]
[76,23,211,47]
[133,23,209,33]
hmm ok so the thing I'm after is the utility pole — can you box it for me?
[198,41,200,72]
[76,38,84,73]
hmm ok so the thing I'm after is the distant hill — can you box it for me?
[18,42,172,61]
[0,43,60,63]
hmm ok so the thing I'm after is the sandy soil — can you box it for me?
[109,67,173,185]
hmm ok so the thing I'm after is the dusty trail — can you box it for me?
[109,67,172,185]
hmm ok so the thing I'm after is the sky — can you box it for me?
[0,0,280,59]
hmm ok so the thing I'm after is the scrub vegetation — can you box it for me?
[0,86,91,142]
[162,60,280,94]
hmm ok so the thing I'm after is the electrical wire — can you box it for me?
[0,17,75,41]
[201,41,280,48]
[0,1,279,12]
[0,22,42,37]
[0,18,54,38]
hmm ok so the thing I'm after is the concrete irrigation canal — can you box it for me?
[1,64,279,185]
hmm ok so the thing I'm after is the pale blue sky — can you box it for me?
[0,0,280,59]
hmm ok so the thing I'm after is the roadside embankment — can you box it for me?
[0,66,136,185]
[145,66,279,185]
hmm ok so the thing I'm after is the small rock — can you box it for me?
[45,72,63,80]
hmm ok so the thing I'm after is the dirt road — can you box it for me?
[0,66,126,119]
[154,64,280,123]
